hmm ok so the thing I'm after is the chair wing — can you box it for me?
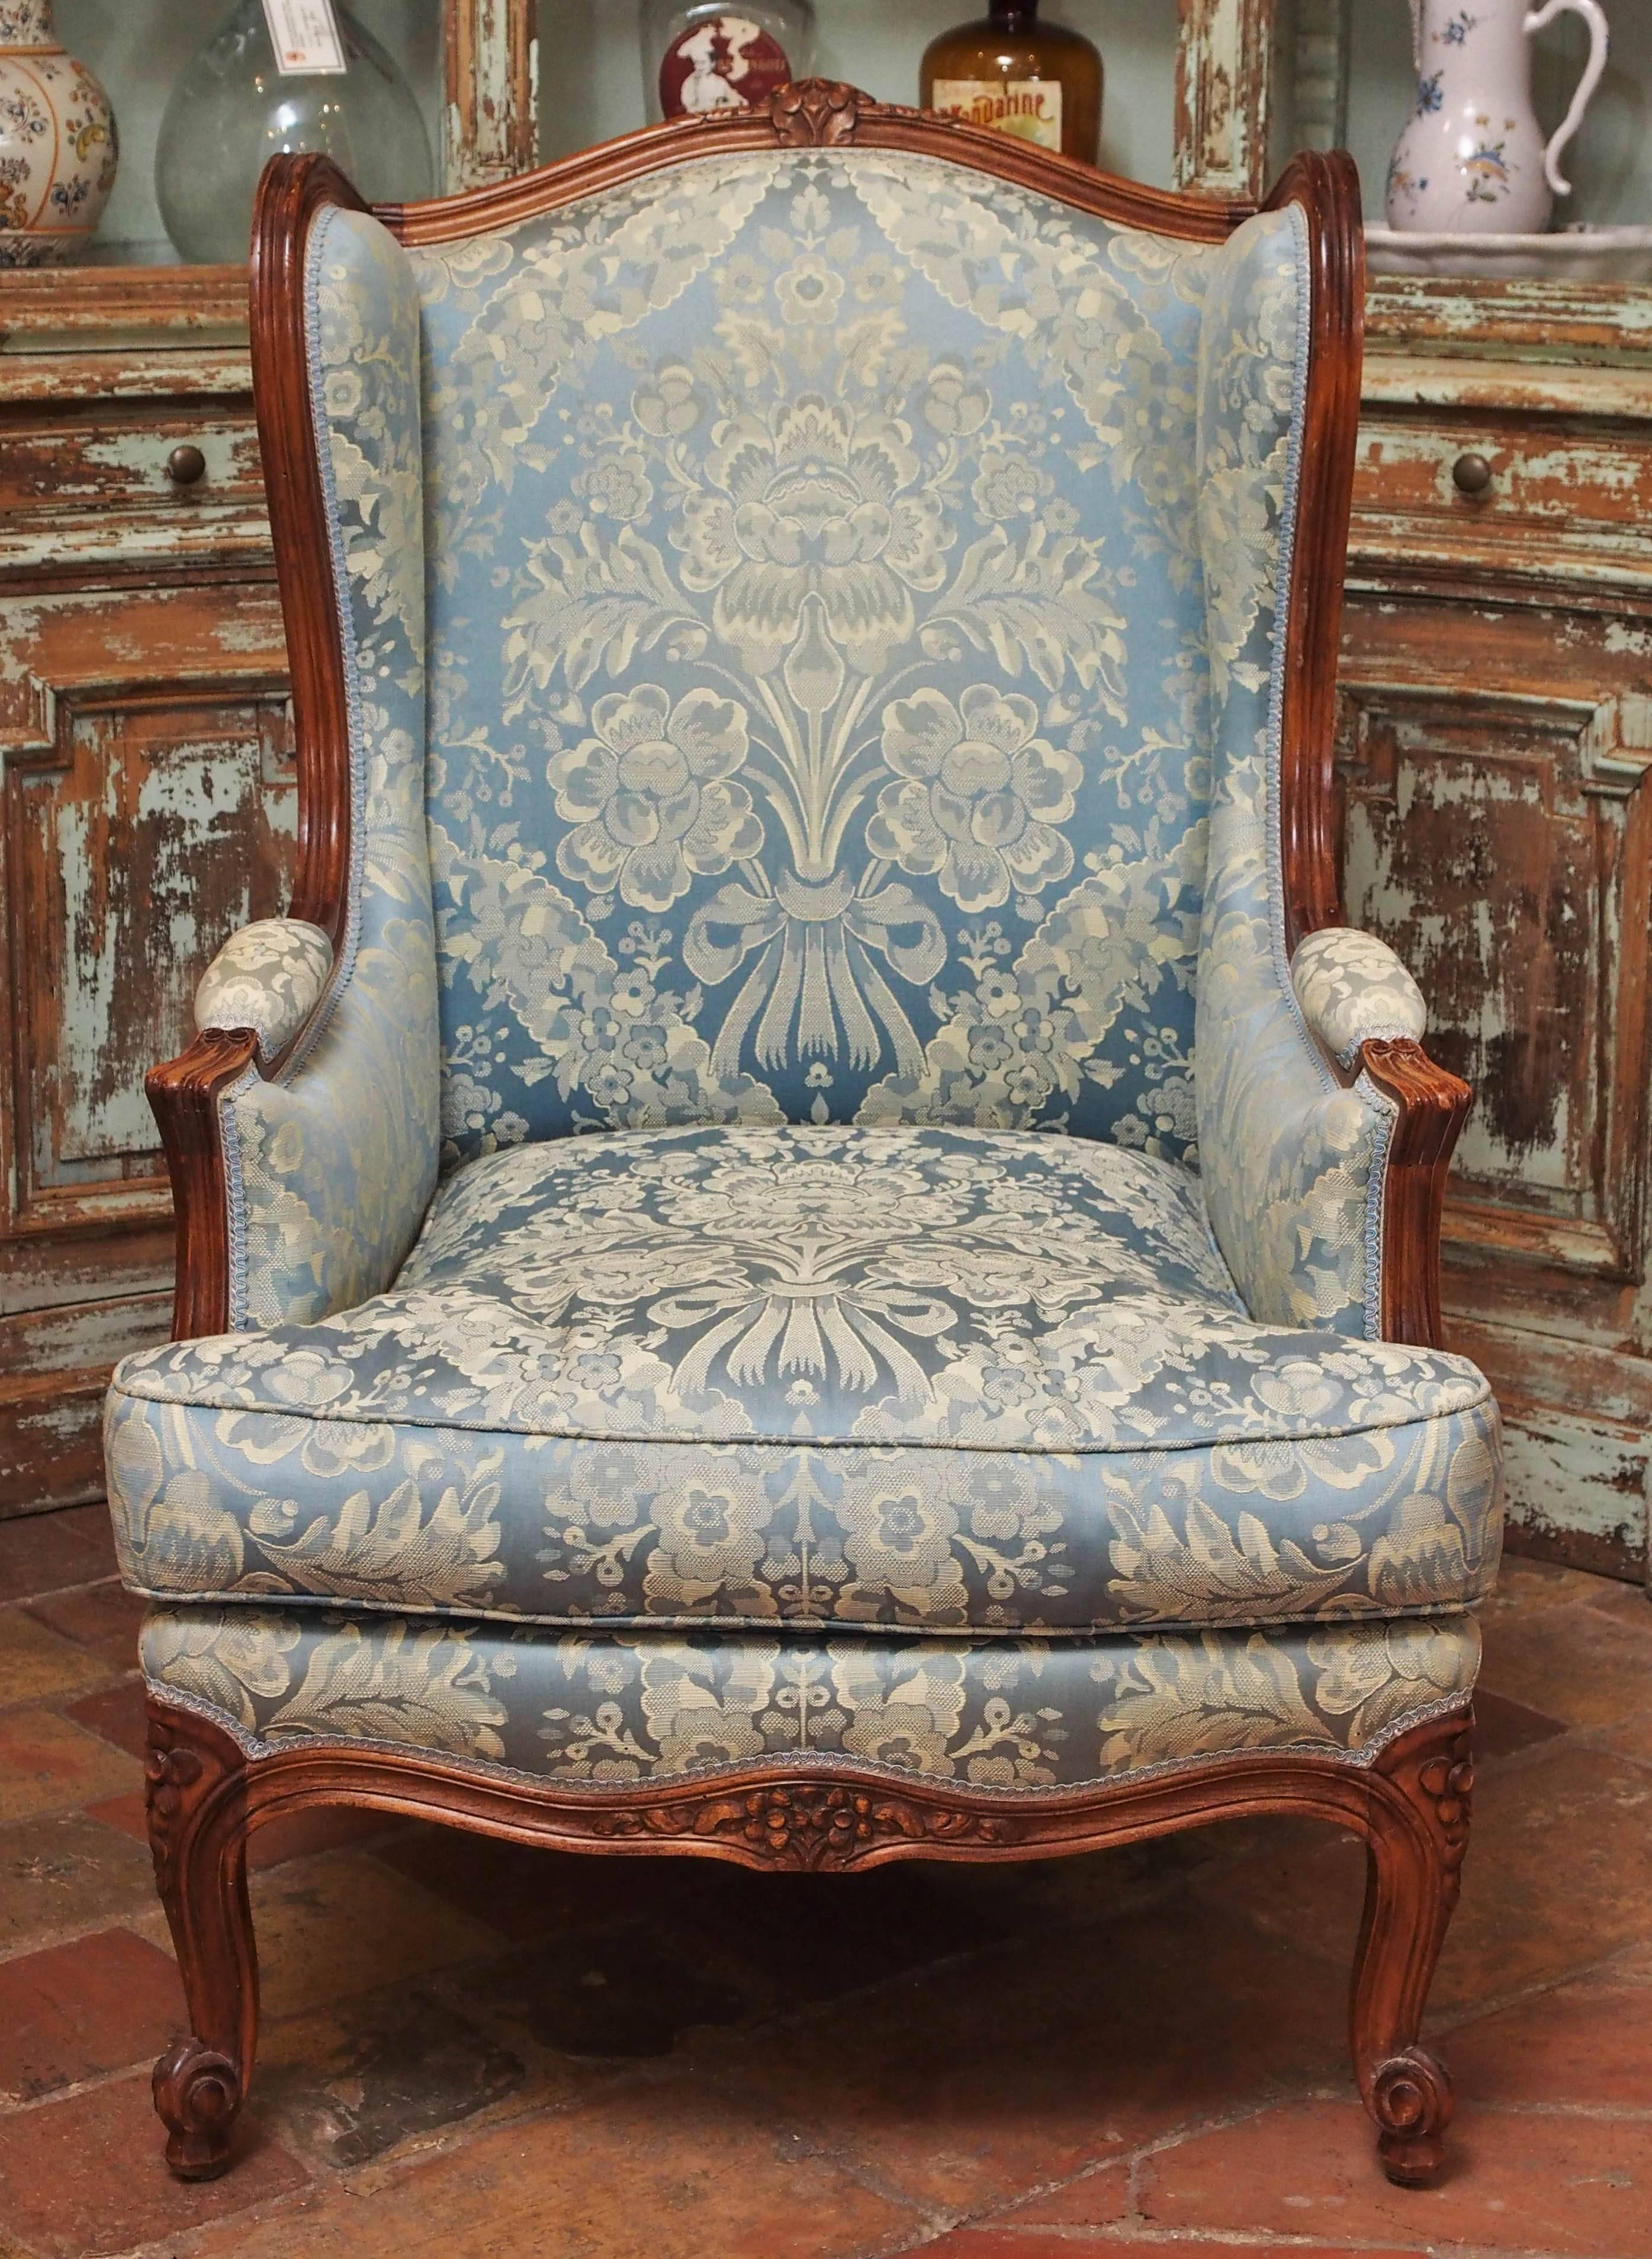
[1191,208,1465,1342]
[160,204,442,1332]
[1191,207,1391,1337]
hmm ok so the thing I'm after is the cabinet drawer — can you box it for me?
[1357,412,1648,523]
[0,399,265,523]
[1352,406,1652,592]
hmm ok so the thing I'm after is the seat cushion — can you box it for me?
[107,1126,1502,1635]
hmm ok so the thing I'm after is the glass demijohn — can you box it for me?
[642,1,817,124]
[155,0,435,265]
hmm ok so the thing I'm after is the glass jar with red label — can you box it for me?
[642,1,817,124]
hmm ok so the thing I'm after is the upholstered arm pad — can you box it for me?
[194,919,333,1062]
[1291,928,1428,1071]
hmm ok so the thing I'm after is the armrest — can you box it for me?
[1287,928,1464,1344]
[1198,929,1466,1348]
[148,172,439,1340]
[1291,927,1426,1069]
[194,918,333,1065]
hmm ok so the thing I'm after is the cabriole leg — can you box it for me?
[1352,1708,1474,2186]
[144,1699,259,2180]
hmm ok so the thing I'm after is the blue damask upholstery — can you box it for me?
[106,1126,1501,1635]
[413,153,1226,1165]
[1191,221,1402,1338]
[111,137,1502,1798]
[216,214,439,1331]
[138,1602,1483,1788]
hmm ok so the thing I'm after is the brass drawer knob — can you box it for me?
[1452,451,1494,497]
[167,443,207,487]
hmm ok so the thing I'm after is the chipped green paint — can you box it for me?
[1352,277,1652,1584]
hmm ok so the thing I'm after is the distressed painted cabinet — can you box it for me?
[1345,279,1652,1585]
[9,0,1652,1592]
[1172,1,1652,1584]
[0,2,536,1519]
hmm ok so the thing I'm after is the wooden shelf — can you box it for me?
[0,265,249,355]
[1366,273,1652,366]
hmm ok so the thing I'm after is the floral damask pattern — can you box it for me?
[140,1603,1483,1787]
[548,684,763,912]
[675,393,952,674]
[412,149,1229,1156]
[213,208,441,1328]
[194,919,333,1061]
[107,1126,1501,1636]
[1190,214,1399,1338]
[867,687,1083,914]
[1291,926,1429,1069]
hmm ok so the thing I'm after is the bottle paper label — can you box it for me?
[931,78,1062,149]
[262,0,348,76]
[660,15,793,119]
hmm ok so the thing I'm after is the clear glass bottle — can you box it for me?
[921,0,1103,166]
[642,1,817,124]
[155,0,436,265]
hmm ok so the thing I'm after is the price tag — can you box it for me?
[261,0,348,76]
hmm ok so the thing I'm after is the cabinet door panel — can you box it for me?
[1338,590,1652,1577]
[18,691,291,1200]
[1338,682,1634,1255]
[0,579,293,1512]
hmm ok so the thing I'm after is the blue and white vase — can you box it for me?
[0,0,117,265]
[1386,0,1609,233]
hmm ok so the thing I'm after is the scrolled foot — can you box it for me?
[153,2036,243,2180]
[1371,2046,1454,2186]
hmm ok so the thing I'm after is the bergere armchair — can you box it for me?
[108,81,1502,2188]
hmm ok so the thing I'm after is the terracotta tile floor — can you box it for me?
[0,1508,1648,2259]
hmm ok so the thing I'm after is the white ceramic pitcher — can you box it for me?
[1386,0,1609,233]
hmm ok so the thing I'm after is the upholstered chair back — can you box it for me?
[307,147,1309,1168]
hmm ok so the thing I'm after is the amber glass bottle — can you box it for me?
[921,0,1102,166]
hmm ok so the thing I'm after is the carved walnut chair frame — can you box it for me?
[143,82,1476,2190]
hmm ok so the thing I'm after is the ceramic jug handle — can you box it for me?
[1524,0,1610,198]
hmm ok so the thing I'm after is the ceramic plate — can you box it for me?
[1365,224,1652,282]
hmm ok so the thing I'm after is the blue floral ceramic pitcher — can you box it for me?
[1386,0,1609,233]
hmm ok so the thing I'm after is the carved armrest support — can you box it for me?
[1360,1037,1472,1350]
[147,1031,257,1342]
